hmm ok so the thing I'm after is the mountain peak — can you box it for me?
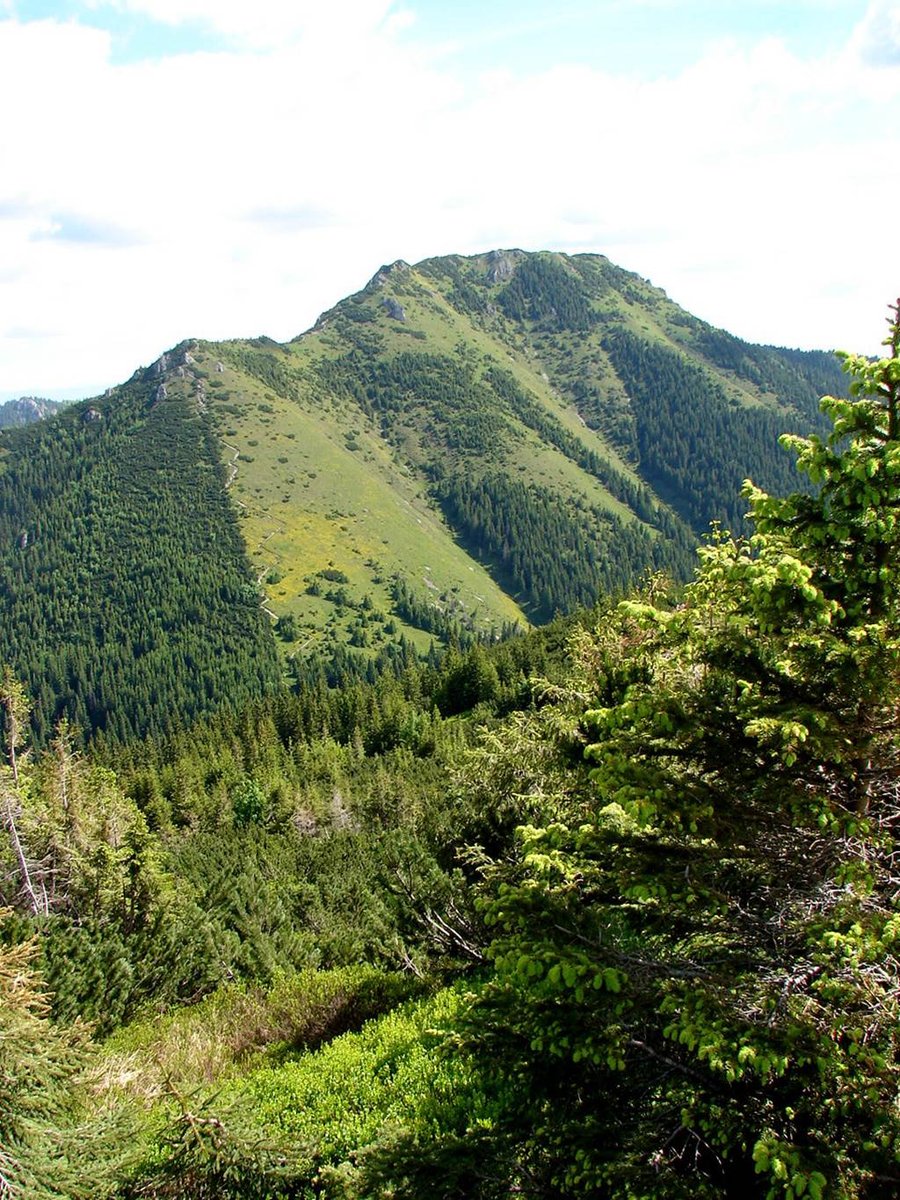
[0,246,850,744]
[365,259,411,291]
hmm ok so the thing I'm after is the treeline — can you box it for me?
[603,329,824,535]
[435,471,684,621]
[0,376,282,745]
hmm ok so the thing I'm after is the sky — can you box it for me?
[1,0,899,402]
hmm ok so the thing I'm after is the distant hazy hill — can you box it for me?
[0,395,66,427]
[0,250,847,742]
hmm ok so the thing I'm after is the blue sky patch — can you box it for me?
[10,1,227,62]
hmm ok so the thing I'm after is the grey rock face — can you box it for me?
[382,297,407,322]
[0,396,64,427]
[486,249,524,284]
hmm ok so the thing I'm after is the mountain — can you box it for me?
[0,250,848,743]
[0,395,67,427]
[207,248,844,640]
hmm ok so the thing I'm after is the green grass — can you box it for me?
[100,978,498,1199]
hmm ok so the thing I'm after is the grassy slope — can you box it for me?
[168,343,527,661]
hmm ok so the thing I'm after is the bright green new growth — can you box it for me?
[436,304,900,1197]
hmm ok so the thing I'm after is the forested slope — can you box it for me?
[0,368,281,743]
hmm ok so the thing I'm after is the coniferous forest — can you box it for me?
[0,370,281,745]
[0,276,897,1198]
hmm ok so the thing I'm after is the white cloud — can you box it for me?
[0,6,898,400]
[849,0,900,66]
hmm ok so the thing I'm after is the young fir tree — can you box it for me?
[405,306,900,1199]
